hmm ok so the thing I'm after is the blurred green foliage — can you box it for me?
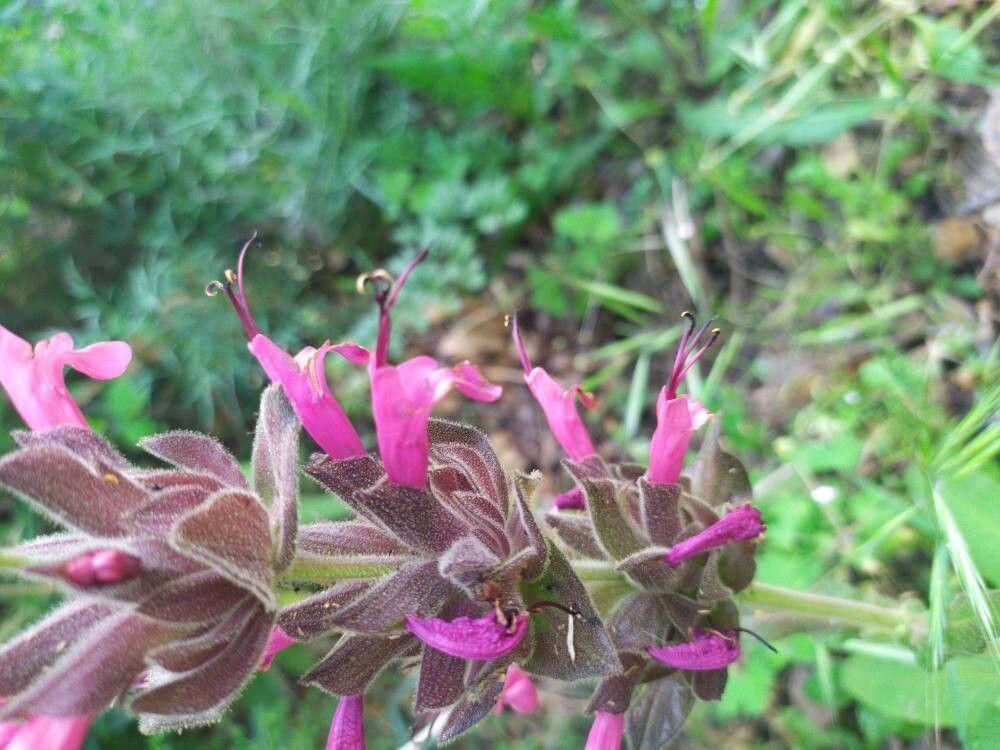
[1,0,999,748]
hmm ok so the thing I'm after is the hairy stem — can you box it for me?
[275,555,921,638]
[280,556,400,586]
[741,581,917,633]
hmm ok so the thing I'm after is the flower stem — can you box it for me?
[280,557,400,586]
[740,582,915,632]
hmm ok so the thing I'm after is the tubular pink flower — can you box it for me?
[365,251,501,488]
[209,237,368,460]
[0,714,91,750]
[553,487,585,511]
[665,504,765,566]
[0,324,131,432]
[405,611,529,660]
[585,711,625,750]
[493,664,539,715]
[648,314,716,485]
[64,549,142,586]
[259,626,297,671]
[249,336,367,459]
[326,695,365,750]
[648,629,741,671]
[510,315,596,461]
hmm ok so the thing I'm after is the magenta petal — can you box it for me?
[497,665,538,714]
[3,715,92,750]
[259,626,297,670]
[328,342,371,364]
[648,629,741,671]
[585,711,624,750]
[665,504,765,566]
[249,334,365,460]
[326,695,365,750]
[554,487,585,511]
[64,341,132,380]
[405,612,529,660]
[648,391,696,486]
[525,367,596,461]
[452,361,503,402]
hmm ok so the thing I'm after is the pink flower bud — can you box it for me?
[65,549,141,586]
[553,487,585,510]
[259,626,297,671]
[493,665,538,715]
[648,629,741,671]
[326,695,365,750]
[585,711,624,750]
[665,504,765,566]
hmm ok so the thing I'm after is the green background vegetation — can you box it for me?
[1,1,998,748]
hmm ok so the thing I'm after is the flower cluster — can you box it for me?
[0,244,765,750]
[514,312,766,745]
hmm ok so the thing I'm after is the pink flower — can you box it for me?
[493,665,538,715]
[553,487,585,511]
[249,337,368,459]
[585,711,624,750]
[510,315,596,462]
[364,251,502,488]
[648,313,716,485]
[665,504,765,566]
[259,626,297,671]
[405,610,529,661]
[648,629,741,671]
[0,324,131,432]
[209,237,368,460]
[326,695,365,750]
[0,714,91,750]
[64,549,141,586]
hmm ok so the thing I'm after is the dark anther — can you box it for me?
[526,599,581,617]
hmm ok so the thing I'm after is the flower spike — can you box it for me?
[209,237,368,460]
[0,324,131,432]
[509,314,597,462]
[647,312,717,485]
[363,250,502,487]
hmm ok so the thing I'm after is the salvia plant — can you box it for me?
[0,245,772,750]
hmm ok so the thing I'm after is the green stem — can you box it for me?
[741,582,913,632]
[276,555,920,638]
[279,556,400,586]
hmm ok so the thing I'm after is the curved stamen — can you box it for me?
[206,234,262,340]
[734,627,779,654]
[508,313,534,374]
[358,248,431,367]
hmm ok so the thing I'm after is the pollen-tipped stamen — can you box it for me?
[665,312,721,399]
[508,313,534,374]
[206,234,262,340]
